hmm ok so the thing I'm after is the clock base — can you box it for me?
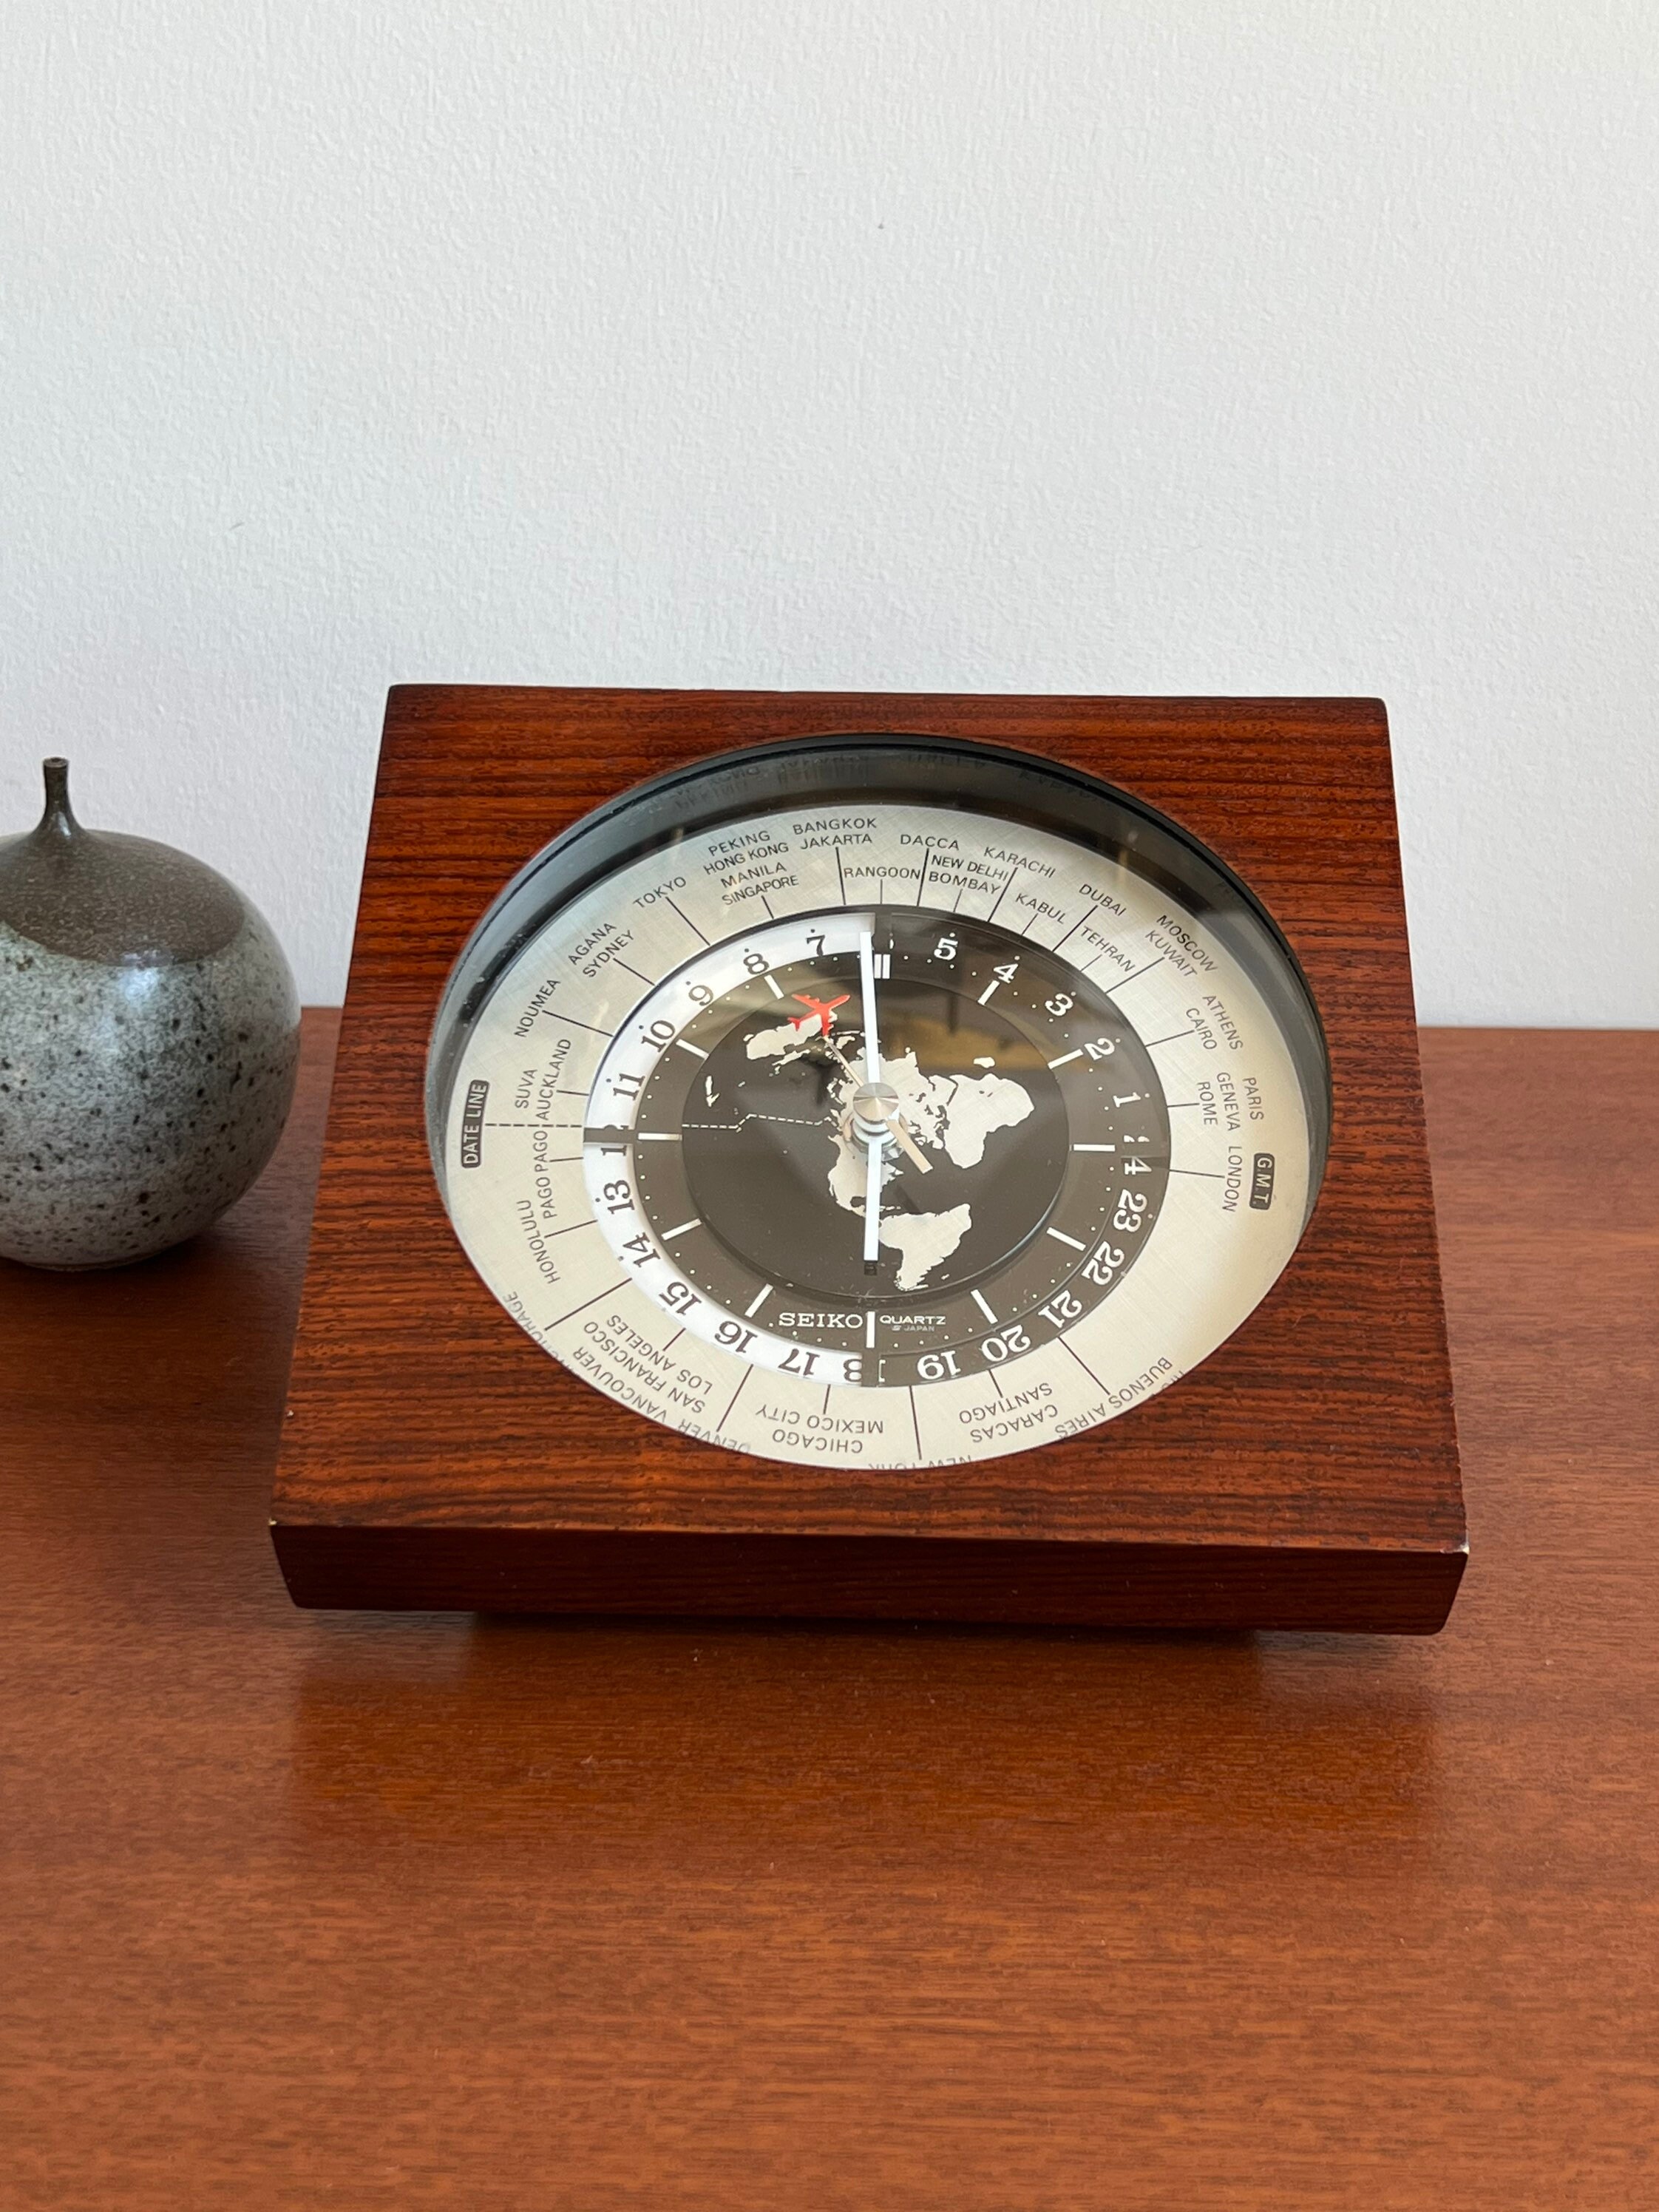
[274,1523,1464,1635]
[271,687,1465,1635]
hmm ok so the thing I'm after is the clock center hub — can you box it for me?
[849,1080,900,1138]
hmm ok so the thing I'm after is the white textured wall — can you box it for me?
[4,3,1655,1020]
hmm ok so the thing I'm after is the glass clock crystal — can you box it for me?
[427,736,1330,1473]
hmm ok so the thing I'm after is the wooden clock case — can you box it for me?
[271,688,1465,1632]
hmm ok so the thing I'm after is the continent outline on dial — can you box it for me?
[578,905,1174,1388]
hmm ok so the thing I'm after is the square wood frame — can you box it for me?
[271,689,1465,1631]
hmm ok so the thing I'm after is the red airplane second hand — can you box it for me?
[792,991,849,1039]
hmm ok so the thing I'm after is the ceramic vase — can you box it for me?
[0,759,299,1268]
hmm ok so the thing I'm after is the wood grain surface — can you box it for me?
[274,690,1462,1626]
[2,1014,1653,2208]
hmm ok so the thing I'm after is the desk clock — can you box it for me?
[272,691,1465,1630]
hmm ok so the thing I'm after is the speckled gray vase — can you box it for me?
[0,759,299,1269]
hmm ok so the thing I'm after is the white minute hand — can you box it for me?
[858,927,881,1087]
[859,928,883,1266]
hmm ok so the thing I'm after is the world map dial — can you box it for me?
[430,747,1327,1472]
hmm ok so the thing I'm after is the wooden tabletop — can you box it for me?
[4,1014,1655,2209]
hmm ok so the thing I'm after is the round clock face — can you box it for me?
[427,738,1329,1471]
